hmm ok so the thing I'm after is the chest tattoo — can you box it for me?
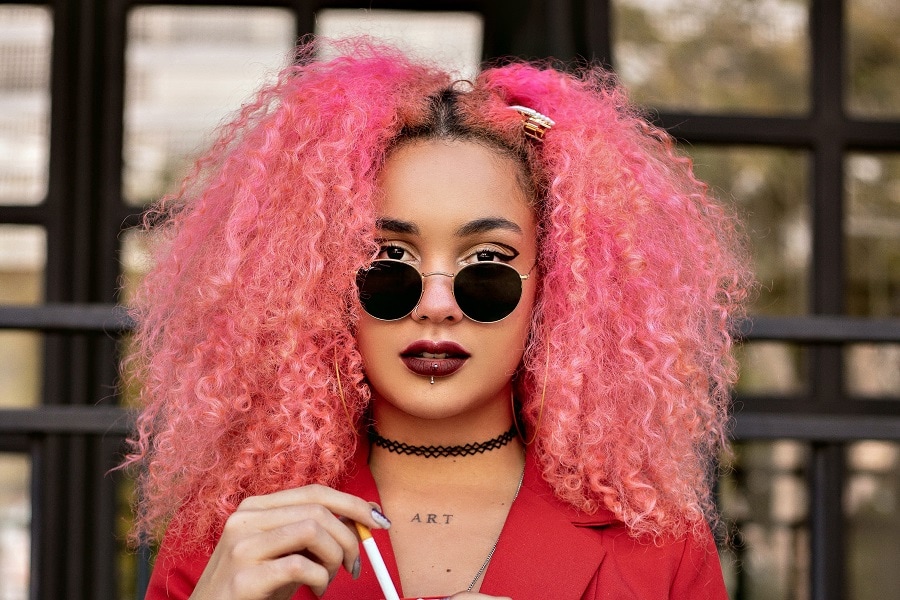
[410,512,453,524]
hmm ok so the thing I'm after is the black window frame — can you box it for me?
[0,1,898,598]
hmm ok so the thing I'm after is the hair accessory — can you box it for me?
[369,424,517,458]
[509,105,555,141]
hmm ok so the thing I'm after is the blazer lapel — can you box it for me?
[479,455,615,600]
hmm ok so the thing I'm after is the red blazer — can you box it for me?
[147,449,727,600]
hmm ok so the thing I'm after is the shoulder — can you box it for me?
[582,522,727,600]
[530,455,727,599]
[144,529,210,600]
[486,455,727,600]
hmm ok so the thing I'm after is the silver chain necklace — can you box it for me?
[466,464,526,592]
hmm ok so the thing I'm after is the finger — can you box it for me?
[232,516,347,576]
[233,504,362,574]
[239,485,391,530]
[294,507,362,576]
[230,552,330,598]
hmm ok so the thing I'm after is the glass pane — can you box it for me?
[117,230,150,593]
[0,225,45,408]
[846,0,900,119]
[689,146,810,394]
[118,227,152,307]
[689,146,811,316]
[612,0,810,115]
[315,9,483,80]
[0,453,30,600]
[0,5,52,205]
[735,342,806,395]
[845,153,900,318]
[117,473,139,600]
[844,153,899,398]
[123,6,296,206]
[845,344,900,399]
[846,441,900,600]
[719,440,810,600]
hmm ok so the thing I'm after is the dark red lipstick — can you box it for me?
[400,340,470,378]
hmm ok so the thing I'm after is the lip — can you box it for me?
[400,340,470,378]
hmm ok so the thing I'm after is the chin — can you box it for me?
[377,379,504,422]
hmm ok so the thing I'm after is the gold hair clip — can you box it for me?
[509,105,555,141]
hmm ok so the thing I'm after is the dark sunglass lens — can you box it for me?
[454,263,523,322]
[357,260,422,320]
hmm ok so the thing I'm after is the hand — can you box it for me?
[446,594,513,600]
[189,484,391,600]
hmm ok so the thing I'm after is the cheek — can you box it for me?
[500,288,537,360]
[517,283,538,335]
[355,325,401,402]
[356,316,385,381]
[355,318,409,396]
[355,319,385,374]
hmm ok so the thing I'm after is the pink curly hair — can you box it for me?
[122,39,751,551]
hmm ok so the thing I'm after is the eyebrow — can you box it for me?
[375,218,419,235]
[375,216,523,237]
[455,217,523,237]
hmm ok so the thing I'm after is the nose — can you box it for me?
[411,270,464,323]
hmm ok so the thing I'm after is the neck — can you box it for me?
[369,423,517,457]
[367,415,527,598]
[367,422,525,489]
[366,387,524,484]
[370,437,525,488]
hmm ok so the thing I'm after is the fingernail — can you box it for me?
[351,555,361,579]
[371,507,391,529]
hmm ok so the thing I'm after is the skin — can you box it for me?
[188,139,533,600]
[357,138,538,444]
[190,486,384,600]
[359,139,537,597]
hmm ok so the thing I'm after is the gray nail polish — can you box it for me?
[371,507,392,529]
[351,555,361,579]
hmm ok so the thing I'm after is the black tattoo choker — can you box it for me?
[369,424,517,458]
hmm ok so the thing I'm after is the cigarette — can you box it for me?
[355,522,400,600]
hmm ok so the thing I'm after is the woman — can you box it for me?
[123,39,751,600]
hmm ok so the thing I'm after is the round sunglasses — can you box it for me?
[356,259,531,323]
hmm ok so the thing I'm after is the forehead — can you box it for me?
[376,139,534,227]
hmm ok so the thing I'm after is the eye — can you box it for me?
[376,244,412,261]
[464,245,519,264]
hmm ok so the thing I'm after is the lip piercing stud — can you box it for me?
[430,363,438,385]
